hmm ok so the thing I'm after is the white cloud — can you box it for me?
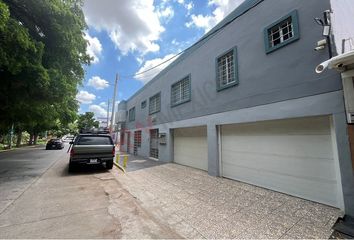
[136,57,144,65]
[87,76,109,90]
[135,54,177,84]
[186,2,194,12]
[84,32,102,64]
[89,104,107,118]
[76,90,96,104]
[84,0,165,55]
[157,6,174,22]
[186,14,214,30]
[99,101,108,108]
[176,0,194,15]
[186,0,245,32]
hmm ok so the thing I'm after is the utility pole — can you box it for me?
[106,99,111,128]
[110,74,118,133]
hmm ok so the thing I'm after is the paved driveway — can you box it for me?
[113,154,342,239]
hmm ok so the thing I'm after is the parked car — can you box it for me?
[68,134,115,171]
[46,139,64,150]
[62,135,75,142]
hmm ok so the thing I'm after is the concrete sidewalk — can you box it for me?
[0,150,181,239]
[112,153,342,239]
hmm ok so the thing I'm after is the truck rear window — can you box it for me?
[76,136,113,145]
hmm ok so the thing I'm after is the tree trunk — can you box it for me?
[29,133,34,145]
[16,132,22,148]
[33,134,38,145]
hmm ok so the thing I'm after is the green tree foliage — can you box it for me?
[0,0,90,142]
[77,112,99,131]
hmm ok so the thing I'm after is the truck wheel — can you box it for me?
[68,162,76,172]
[106,160,113,169]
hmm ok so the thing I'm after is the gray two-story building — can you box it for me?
[116,0,354,216]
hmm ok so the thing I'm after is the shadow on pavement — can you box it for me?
[61,163,109,176]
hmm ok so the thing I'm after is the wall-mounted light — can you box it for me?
[314,10,333,58]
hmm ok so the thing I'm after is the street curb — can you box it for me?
[113,161,126,173]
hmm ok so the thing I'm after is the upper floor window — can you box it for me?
[149,92,161,115]
[171,75,191,107]
[141,100,147,109]
[216,47,238,91]
[264,10,300,54]
[128,107,135,121]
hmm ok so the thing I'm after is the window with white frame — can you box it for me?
[149,93,161,114]
[217,49,237,90]
[264,10,299,54]
[269,17,293,47]
[171,75,191,106]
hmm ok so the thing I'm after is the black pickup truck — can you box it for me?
[69,134,115,171]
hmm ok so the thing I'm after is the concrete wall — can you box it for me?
[331,0,354,53]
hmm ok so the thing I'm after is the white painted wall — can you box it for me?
[331,0,354,53]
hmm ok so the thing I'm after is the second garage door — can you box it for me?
[174,126,208,171]
[221,116,341,207]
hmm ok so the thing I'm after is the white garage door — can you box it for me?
[174,126,208,171]
[221,116,341,207]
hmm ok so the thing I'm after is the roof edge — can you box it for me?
[125,0,264,103]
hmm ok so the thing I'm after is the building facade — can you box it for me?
[117,0,354,215]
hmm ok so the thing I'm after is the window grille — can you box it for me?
[171,75,191,106]
[149,93,161,114]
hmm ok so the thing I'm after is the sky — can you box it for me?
[76,0,246,123]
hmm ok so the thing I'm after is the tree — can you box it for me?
[77,112,99,131]
[0,0,90,146]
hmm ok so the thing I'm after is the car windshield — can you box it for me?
[76,136,112,145]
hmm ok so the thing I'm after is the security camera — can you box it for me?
[315,46,325,51]
[315,59,330,73]
[315,50,354,73]
[314,39,327,51]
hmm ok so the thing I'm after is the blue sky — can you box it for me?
[76,0,245,123]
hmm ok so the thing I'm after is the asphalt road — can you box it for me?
[0,145,180,238]
[0,145,67,214]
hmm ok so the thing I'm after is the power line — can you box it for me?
[117,0,264,80]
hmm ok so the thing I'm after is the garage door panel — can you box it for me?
[222,151,337,181]
[221,116,340,207]
[222,117,331,135]
[174,126,208,171]
[222,135,333,160]
[223,164,338,206]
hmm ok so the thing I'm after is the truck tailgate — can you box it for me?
[72,145,114,159]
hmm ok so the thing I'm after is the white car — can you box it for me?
[62,135,75,142]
